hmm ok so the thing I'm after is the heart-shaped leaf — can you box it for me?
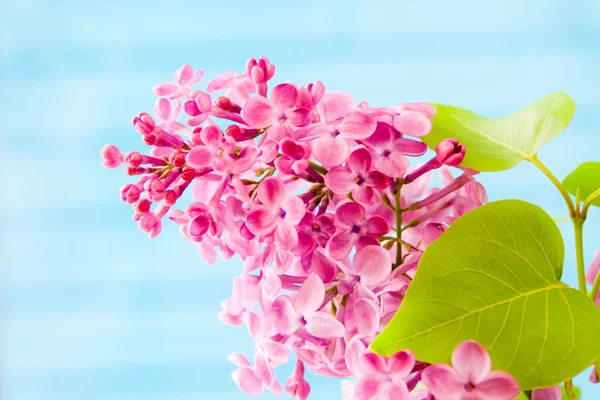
[371,200,600,389]
[563,162,600,207]
[421,92,575,171]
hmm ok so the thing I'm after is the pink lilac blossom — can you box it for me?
[101,57,518,399]
[421,340,519,400]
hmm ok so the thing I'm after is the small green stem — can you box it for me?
[591,265,600,303]
[528,155,575,216]
[523,390,532,399]
[308,161,328,175]
[395,179,403,266]
[529,155,590,296]
[564,378,574,399]
[573,219,587,294]
[581,186,600,219]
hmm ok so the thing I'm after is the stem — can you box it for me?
[395,179,403,267]
[581,186,600,219]
[529,156,590,296]
[308,160,328,175]
[564,378,574,399]
[523,390,532,399]
[591,266,600,303]
[528,155,575,216]
[573,219,588,294]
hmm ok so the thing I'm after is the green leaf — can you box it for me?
[371,200,600,390]
[563,162,600,207]
[422,92,575,171]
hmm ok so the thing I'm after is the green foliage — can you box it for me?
[421,92,575,171]
[563,162,600,207]
[371,200,600,389]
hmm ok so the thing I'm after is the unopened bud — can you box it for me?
[435,138,466,166]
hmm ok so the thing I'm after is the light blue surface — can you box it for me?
[1,0,599,398]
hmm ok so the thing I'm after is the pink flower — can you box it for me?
[353,350,415,400]
[422,340,519,400]
[436,138,466,166]
[325,148,388,206]
[274,138,312,175]
[270,274,345,338]
[295,112,377,167]
[328,201,390,260]
[242,83,310,142]
[295,212,335,257]
[362,122,427,178]
[100,144,124,168]
[153,63,204,100]
[153,98,190,135]
[286,359,311,400]
[183,90,212,126]
[229,352,282,397]
[246,177,305,251]
[246,56,276,96]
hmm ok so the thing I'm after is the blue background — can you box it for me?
[2,0,599,398]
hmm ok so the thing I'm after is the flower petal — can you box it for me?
[353,298,380,336]
[475,370,520,400]
[246,206,277,237]
[421,364,463,400]
[175,63,194,86]
[231,367,263,397]
[241,96,277,128]
[325,166,356,195]
[362,215,390,236]
[271,83,298,110]
[354,377,383,400]
[153,82,180,97]
[305,311,345,338]
[275,221,299,251]
[362,121,394,150]
[451,340,491,383]
[387,350,415,377]
[294,274,325,315]
[186,146,212,168]
[392,111,432,137]
[531,385,562,400]
[271,295,297,335]
[382,381,409,400]
[312,135,349,167]
[206,70,235,92]
[257,177,285,208]
[154,97,172,121]
[335,201,366,227]
[339,112,377,140]
[585,250,600,285]
[353,245,391,286]
[262,340,289,364]
[328,231,355,260]
[393,137,428,156]
[287,107,310,126]
[317,91,354,122]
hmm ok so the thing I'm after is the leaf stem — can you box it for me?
[581,186,600,219]
[529,155,589,295]
[528,155,575,217]
[573,219,587,294]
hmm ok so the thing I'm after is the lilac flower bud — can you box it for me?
[435,138,466,166]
